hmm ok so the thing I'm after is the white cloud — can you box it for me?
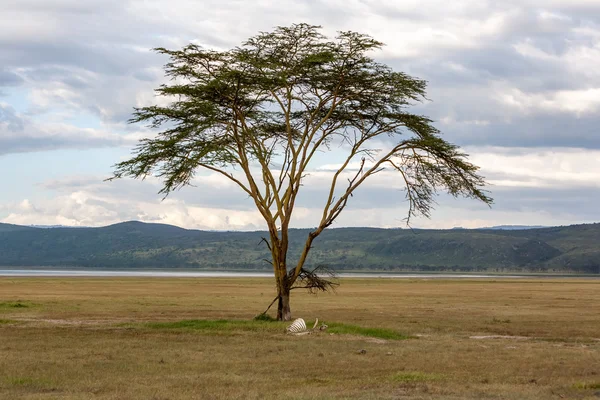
[0,190,265,230]
[498,87,600,116]
[0,104,146,155]
[469,147,600,188]
[514,36,600,82]
[418,204,588,229]
[306,147,600,196]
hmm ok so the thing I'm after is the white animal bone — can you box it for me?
[286,318,326,335]
[286,318,307,334]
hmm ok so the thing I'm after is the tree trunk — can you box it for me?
[272,234,292,321]
[277,291,292,321]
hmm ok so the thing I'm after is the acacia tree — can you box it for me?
[110,24,492,321]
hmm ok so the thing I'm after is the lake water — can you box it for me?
[0,269,589,279]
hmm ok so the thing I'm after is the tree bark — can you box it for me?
[277,291,292,321]
[271,231,293,321]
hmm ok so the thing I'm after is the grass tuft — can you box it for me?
[573,382,600,390]
[253,313,277,322]
[391,371,444,383]
[327,322,412,340]
[0,301,31,309]
[0,319,17,324]
[5,376,56,389]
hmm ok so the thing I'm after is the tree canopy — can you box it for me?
[111,23,492,320]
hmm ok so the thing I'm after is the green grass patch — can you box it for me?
[0,301,33,309]
[0,319,17,324]
[573,382,600,390]
[391,371,444,383]
[141,319,410,340]
[4,376,56,389]
[145,319,285,333]
[328,322,412,340]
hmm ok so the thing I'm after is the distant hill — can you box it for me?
[480,225,547,230]
[0,223,36,233]
[27,225,91,229]
[0,221,599,273]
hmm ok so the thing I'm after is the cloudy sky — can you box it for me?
[1,0,599,230]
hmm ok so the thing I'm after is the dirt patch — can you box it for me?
[365,337,388,344]
[469,335,531,340]
[329,334,388,343]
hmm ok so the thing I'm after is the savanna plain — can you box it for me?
[0,278,599,400]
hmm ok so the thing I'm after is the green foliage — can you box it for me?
[327,322,412,340]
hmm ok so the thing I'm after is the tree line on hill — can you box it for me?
[0,221,599,273]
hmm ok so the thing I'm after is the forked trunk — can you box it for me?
[277,291,291,321]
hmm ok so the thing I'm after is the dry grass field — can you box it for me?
[1,277,599,399]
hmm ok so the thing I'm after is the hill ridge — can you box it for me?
[1,221,598,273]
